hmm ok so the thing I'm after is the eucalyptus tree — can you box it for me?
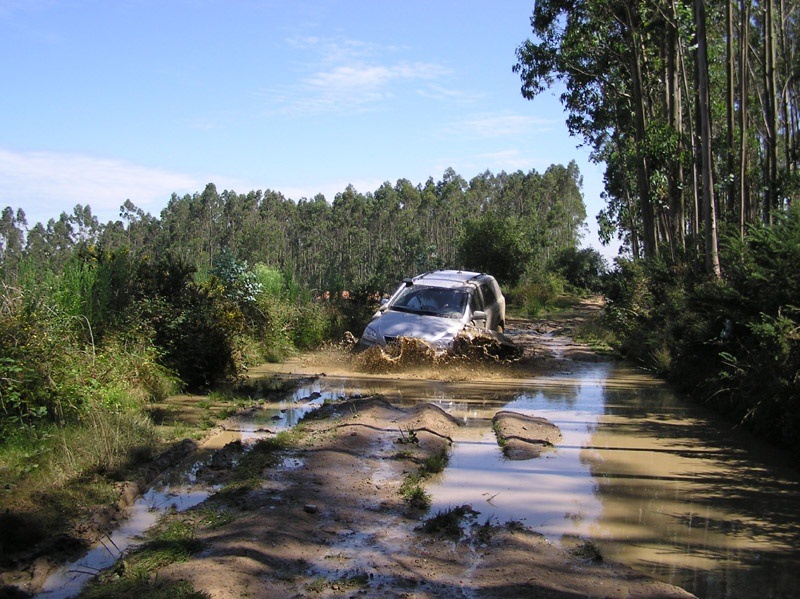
[515,0,799,274]
[515,1,653,257]
[0,207,26,278]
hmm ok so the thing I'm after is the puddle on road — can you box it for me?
[35,387,330,599]
[37,357,800,599]
[255,358,800,599]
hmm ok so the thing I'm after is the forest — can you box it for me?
[515,0,799,450]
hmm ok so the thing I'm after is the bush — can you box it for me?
[551,247,607,293]
[509,274,565,317]
[457,213,530,287]
[604,208,800,452]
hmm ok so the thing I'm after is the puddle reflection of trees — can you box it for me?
[581,367,800,599]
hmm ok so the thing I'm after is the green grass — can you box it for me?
[80,576,210,599]
[82,516,208,598]
[398,447,449,510]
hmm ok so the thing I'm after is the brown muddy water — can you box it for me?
[254,358,800,599]
[37,356,800,599]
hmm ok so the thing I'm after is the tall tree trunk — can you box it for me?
[695,0,722,278]
[626,2,657,258]
[739,0,750,238]
[667,0,685,255]
[726,0,736,217]
[764,0,779,222]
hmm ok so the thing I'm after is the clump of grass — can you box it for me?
[400,474,431,510]
[213,430,303,502]
[472,516,498,545]
[573,316,616,354]
[491,420,508,448]
[84,516,207,598]
[195,507,235,530]
[418,505,478,539]
[570,539,603,562]
[421,448,449,474]
[396,426,419,444]
[505,520,528,533]
[399,447,449,510]
[81,576,210,599]
[0,409,161,558]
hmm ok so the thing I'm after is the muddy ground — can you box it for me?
[2,300,696,598]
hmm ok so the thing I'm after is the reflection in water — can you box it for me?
[586,365,800,599]
[35,388,329,599]
[304,362,800,599]
[418,362,800,599]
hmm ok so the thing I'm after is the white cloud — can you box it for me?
[0,148,222,225]
[268,35,451,116]
[453,114,555,138]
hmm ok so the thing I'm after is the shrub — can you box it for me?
[457,212,530,287]
[603,207,800,453]
[510,274,565,317]
[551,247,608,293]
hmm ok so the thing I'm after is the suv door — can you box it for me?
[469,288,487,328]
[477,283,496,329]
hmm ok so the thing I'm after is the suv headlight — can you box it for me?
[362,325,380,343]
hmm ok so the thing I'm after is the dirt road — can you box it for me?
[155,395,693,598]
[4,299,696,598]
[137,300,693,598]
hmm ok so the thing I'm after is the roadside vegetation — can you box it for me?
[515,1,799,455]
[603,208,800,451]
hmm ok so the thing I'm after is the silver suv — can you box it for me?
[357,270,506,351]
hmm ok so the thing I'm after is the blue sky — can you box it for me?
[0,0,617,258]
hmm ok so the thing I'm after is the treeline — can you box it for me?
[516,1,799,452]
[1,164,585,294]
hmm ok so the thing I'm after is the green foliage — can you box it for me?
[551,247,607,293]
[458,212,530,286]
[252,263,284,298]
[135,256,242,390]
[605,208,800,452]
[84,517,208,599]
[211,250,263,304]
[291,300,333,350]
[82,575,209,599]
[419,505,477,540]
[509,274,566,317]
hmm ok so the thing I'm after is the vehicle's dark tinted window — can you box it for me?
[392,286,468,318]
[481,283,497,307]
[470,288,484,313]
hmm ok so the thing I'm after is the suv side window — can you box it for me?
[481,283,497,308]
[469,288,484,313]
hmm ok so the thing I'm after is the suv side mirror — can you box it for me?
[472,310,487,324]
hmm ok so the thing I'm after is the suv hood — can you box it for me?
[372,310,467,347]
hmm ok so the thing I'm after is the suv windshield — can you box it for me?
[390,286,468,318]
